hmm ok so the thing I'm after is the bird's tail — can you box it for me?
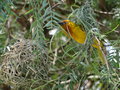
[95,37,109,70]
[97,47,106,64]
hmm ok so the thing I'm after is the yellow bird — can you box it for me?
[59,20,107,64]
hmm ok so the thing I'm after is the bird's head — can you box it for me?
[58,20,74,32]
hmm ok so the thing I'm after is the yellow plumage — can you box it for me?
[59,20,107,64]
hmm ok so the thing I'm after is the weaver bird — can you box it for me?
[59,20,108,65]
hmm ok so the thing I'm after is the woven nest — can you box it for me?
[0,39,49,86]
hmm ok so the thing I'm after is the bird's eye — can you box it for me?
[58,22,67,25]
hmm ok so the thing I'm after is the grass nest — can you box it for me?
[0,39,49,89]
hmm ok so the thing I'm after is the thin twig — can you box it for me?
[94,9,114,15]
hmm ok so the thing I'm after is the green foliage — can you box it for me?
[0,0,120,89]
